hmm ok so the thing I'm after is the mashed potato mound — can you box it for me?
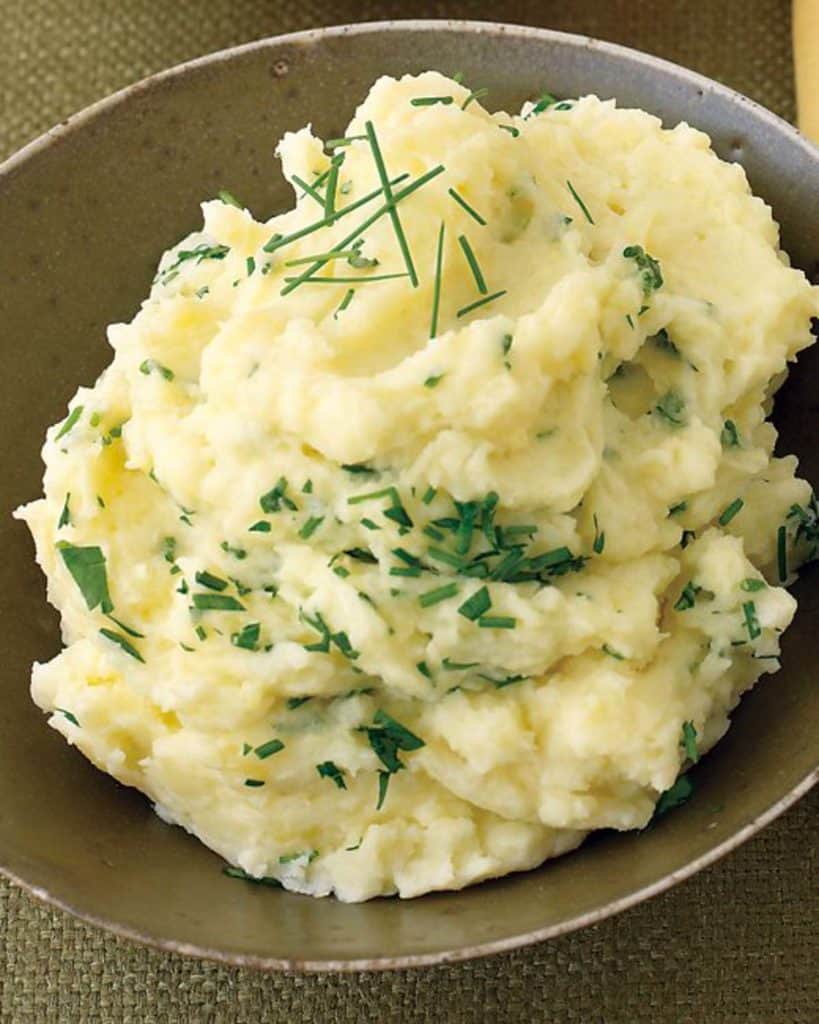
[16,73,819,901]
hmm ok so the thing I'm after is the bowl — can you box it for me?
[1,20,817,971]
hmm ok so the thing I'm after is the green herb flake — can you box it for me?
[222,865,281,886]
[299,515,325,540]
[191,593,245,612]
[654,392,686,427]
[139,359,174,382]
[669,501,688,517]
[260,477,297,513]
[566,179,594,224]
[244,779,265,788]
[457,234,488,294]
[592,514,605,554]
[720,419,740,448]
[681,721,699,763]
[58,493,71,529]
[421,486,438,506]
[249,520,271,533]
[99,627,145,663]
[410,96,454,106]
[456,289,507,319]
[499,125,520,137]
[376,770,391,810]
[55,708,80,727]
[195,570,228,592]
[623,245,664,296]
[653,773,694,817]
[55,405,84,441]
[424,374,444,389]
[254,738,285,760]
[57,543,113,613]
[342,463,378,476]
[334,287,355,319]
[231,622,261,651]
[602,643,625,660]
[718,498,744,526]
[218,189,243,209]
[317,760,347,789]
[416,660,432,679]
[457,585,492,621]
[741,577,766,592]
[674,580,701,612]
[430,220,446,338]
[344,547,378,564]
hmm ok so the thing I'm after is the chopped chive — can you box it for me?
[456,290,507,319]
[298,516,325,540]
[654,392,686,427]
[364,121,418,287]
[99,627,145,663]
[139,359,174,381]
[249,520,270,532]
[360,518,380,531]
[592,514,605,554]
[410,96,454,106]
[742,600,761,640]
[195,570,228,592]
[528,92,558,115]
[255,738,285,759]
[218,189,243,208]
[244,779,265,788]
[418,582,459,607]
[287,696,312,710]
[348,486,397,506]
[334,288,355,318]
[429,220,446,338]
[457,234,488,294]
[741,578,766,592]
[342,462,378,475]
[424,374,444,388]
[477,616,516,629]
[602,643,625,660]
[457,586,492,621]
[376,770,391,810]
[669,501,688,516]
[231,622,261,651]
[324,159,340,218]
[291,173,326,206]
[191,593,245,611]
[317,760,347,789]
[566,180,594,224]
[390,566,422,577]
[625,313,634,329]
[499,125,520,137]
[448,187,486,225]
[55,708,80,727]
[264,173,409,254]
[302,480,313,494]
[718,498,744,526]
[222,865,280,886]
[416,660,431,679]
[681,721,699,763]
[325,136,367,148]
[427,546,466,569]
[56,405,83,440]
[461,87,489,110]
[423,524,444,541]
[623,245,664,296]
[422,486,437,505]
[777,524,787,582]
[106,615,144,639]
[260,477,297,513]
[285,249,364,267]
[58,493,71,529]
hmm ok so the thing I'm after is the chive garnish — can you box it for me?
[499,125,520,137]
[58,493,71,529]
[56,405,84,441]
[654,774,694,817]
[231,622,261,651]
[740,578,766,592]
[742,600,761,639]
[777,525,788,582]
[410,96,454,106]
[456,290,507,319]
[421,486,437,505]
[416,660,431,679]
[255,738,285,759]
[461,88,489,110]
[326,136,367,148]
[334,288,355,318]
[424,374,444,388]
[430,220,446,339]
[681,721,699,763]
[244,779,265,788]
[298,516,325,539]
[721,420,740,448]
[566,180,594,224]
[263,173,409,254]
[669,501,688,516]
[457,234,488,294]
[222,866,281,886]
[364,121,418,287]
[376,771,390,810]
[283,272,408,285]
[592,514,605,554]
[674,580,701,611]
[191,593,245,611]
[360,518,380,530]
[654,392,686,427]
[427,546,466,569]
[457,586,492,621]
[218,189,243,208]
[56,708,80,727]
[718,498,744,526]
[317,761,347,789]
[260,477,297,513]
[342,463,378,475]
[57,543,113,613]
[287,696,312,710]
[291,173,326,206]
[442,657,479,671]
[195,570,228,592]
[448,187,486,225]
[249,520,271,532]
[477,616,516,629]
[99,627,144,663]
[623,245,664,296]
[602,643,625,660]
[418,582,459,607]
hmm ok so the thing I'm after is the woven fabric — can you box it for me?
[0,1,815,1021]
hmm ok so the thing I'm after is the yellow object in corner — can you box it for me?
[794,0,819,142]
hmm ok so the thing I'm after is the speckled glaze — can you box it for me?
[0,21,817,972]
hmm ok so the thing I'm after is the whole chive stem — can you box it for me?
[291,174,326,207]
[324,159,340,218]
[566,180,595,224]
[447,187,486,226]
[461,88,489,110]
[457,289,507,319]
[334,288,355,319]
[284,249,363,267]
[364,120,418,287]
[280,164,444,296]
[457,234,488,294]
[430,221,446,339]
[283,273,409,284]
[264,173,410,254]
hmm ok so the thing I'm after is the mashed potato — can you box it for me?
[16,73,819,901]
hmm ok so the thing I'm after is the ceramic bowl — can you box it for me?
[1,20,817,970]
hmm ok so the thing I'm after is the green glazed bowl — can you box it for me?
[1,20,817,970]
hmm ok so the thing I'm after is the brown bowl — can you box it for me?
[1,20,817,971]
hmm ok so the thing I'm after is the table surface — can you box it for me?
[1,1,816,1021]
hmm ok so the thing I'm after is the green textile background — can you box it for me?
[0,1,816,1021]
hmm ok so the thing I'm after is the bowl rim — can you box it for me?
[1,17,817,972]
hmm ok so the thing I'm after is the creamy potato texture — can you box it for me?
[17,73,819,901]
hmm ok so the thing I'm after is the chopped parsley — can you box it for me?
[623,245,663,296]
[260,477,298,513]
[653,773,694,817]
[740,578,766,592]
[316,760,347,789]
[457,234,488,294]
[57,543,113,613]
